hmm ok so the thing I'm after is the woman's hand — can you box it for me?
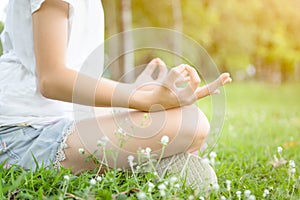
[149,64,202,111]
[130,60,232,112]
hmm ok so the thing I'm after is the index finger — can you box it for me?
[185,65,201,90]
[143,58,165,75]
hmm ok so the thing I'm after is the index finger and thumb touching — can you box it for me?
[144,58,168,78]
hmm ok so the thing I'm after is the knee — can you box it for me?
[197,109,210,142]
[183,105,210,151]
[194,108,210,147]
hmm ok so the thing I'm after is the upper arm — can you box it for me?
[32,0,69,81]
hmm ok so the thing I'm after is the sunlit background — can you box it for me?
[101,0,300,83]
[1,0,300,83]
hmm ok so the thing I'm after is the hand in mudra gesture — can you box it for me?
[133,58,232,111]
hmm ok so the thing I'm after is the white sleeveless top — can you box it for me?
[0,0,104,127]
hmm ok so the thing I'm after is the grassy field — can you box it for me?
[207,82,300,199]
[0,82,299,199]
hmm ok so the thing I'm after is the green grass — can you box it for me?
[211,82,300,200]
[0,82,299,199]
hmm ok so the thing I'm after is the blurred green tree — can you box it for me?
[0,0,299,81]
[127,0,300,82]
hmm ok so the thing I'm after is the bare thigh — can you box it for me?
[60,105,209,174]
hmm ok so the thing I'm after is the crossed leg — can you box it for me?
[59,71,231,174]
[60,105,210,174]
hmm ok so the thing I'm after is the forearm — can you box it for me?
[39,67,138,108]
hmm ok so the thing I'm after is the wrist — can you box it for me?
[110,82,134,108]
[129,89,153,111]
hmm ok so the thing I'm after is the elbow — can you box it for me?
[38,76,55,99]
[35,62,68,100]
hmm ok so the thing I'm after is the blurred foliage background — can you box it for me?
[102,0,300,83]
[0,0,300,83]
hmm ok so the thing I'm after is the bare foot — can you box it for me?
[195,73,232,99]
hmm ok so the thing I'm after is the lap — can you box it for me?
[61,105,209,173]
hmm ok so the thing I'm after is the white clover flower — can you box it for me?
[143,147,152,158]
[288,160,296,175]
[97,140,105,146]
[128,155,134,166]
[249,195,256,200]
[199,196,205,200]
[102,135,109,142]
[212,183,220,191]
[209,151,217,166]
[174,183,180,188]
[96,176,102,182]
[148,182,154,188]
[290,168,296,174]
[188,195,194,200]
[277,146,283,153]
[145,147,152,154]
[137,191,146,200]
[97,136,109,147]
[117,127,127,136]
[118,127,123,133]
[161,135,169,145]
[244,190,251,197]
[220,196,226,200]
[148,182,155,192]
[209,151,217,159]
[159,189,166,197]
[158,183,166,190]
[63,175,70,181]
[90,178,96,185]
[236,190,242,199]
[226,180,231,191]
[128,155,134,162]
[169,176,177,184]
[289,160,295,168]
[78,148,85,155]
[263,189,269,197]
